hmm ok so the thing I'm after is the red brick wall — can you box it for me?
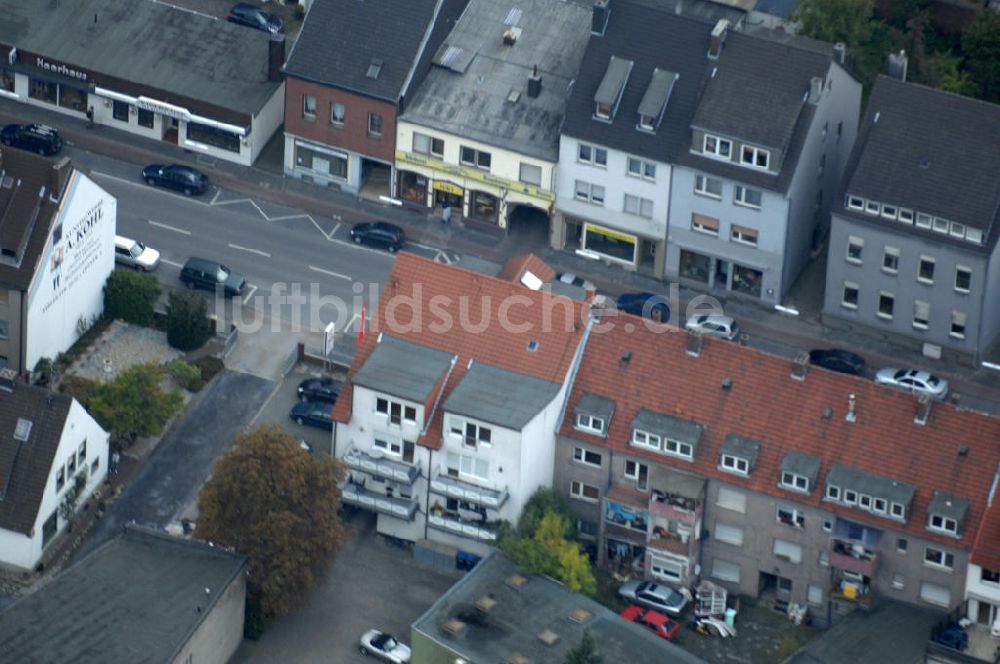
[284,77,397,163]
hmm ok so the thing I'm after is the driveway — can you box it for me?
[249,365,344,455]
[77,370,274,559]
[235,511,463,663]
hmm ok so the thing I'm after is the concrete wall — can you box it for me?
[248,83,286,165]
[0,289,25,373]
[965,562,1000,625]
[171,570,246,664]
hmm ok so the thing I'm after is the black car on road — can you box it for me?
[616,292,670,323]
[227,3,283,33]
[808,349,866,375]
[297,378,341,403]
[350,221,406,253]
[290,400,334,430]
[142,164,208,196]
[180,257,247,297]
[1,124,62,155]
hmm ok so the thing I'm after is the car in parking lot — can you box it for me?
[875,367,949,399]
[808,348,865,375]
[114,235,161,271]
[359,629,411,662]
[619,605,681,641]
[142,164,209,196]
[1,123,62,155]
[179,257,246,297]
[685,314,740,340]
[297,378,341,403]
[618,580,688,617]
[227,2,284,33]
[290,399,334,430]
[350,221,406,253]
[615,292,670,323]
[555,272,596,292]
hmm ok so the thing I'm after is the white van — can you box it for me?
[114,235,161,271]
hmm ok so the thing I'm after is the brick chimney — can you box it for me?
[268,35,286,82]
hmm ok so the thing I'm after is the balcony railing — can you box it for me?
[343,447,420,485]
[341,482,419,521]
[648,530,692,556]
[427,512,498,542]
[830,539,879,577]
[430,472,508,509]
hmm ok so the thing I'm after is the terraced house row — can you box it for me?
[330,252,1000,632]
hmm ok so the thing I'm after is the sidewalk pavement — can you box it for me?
[4,97,998,401]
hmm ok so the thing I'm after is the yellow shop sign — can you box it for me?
[396,150,555,203]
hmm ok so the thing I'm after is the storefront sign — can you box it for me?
[432,181,463,196]
[584,223,637,244]
[396,150,555,203]
[136,96,190,121]
[35,57,87,81]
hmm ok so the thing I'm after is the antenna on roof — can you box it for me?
[845,394,856,423]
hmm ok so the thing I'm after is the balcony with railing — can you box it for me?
[343,447,420,485]
[429,472,508,510]
[426,511,498,542]
[829,538,879,578]
[341,482,419,521]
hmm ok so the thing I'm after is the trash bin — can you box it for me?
[725,607,737,628]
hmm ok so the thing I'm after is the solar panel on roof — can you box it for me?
[13,418,31,442]
[504,7,523,25]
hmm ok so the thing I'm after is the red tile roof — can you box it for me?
[560,323,1000,550]
[333,253,587,448]
[972,500,1000,571]
[497,253,556,285]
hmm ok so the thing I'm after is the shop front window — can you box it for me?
[58,85,87,112]
[469,191,498,223]
[294,143,348,179]
[732,264,763,297]
[137,108,155,128]
[187,122,241,153]
[680,250,710,283]
[29,78,58,104]
[112,100,130,122]
[399,171,427,204]
[583,224,637,264]
[1,69,15,93]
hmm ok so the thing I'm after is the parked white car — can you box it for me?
[875,368,949,400]
[114,235,160,271]
[685,314,740,340]
[359,629,411,663]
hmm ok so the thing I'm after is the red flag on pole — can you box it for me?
[357,305,365,345]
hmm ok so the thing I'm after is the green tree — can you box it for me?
[500,510,595,594]
[166,290,212,351]
[88,363,183,449]
[564,629,603,664]
[792,0,875,46]
[103,269,161,326]
[194,425,347,629]
[516,486,576,538]
[963,8,1000,103]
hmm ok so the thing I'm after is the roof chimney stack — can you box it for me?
[268,34,286,83]
[708,20,730,60]
[833,42,847,65]
[887,50,908,82]
[591,0,611,36]
[914,393,932,426]
[808,76,824,105]
[845,394,856,423]
[619,350,632,368]
[791,352,809,381]
[527,64,542,98]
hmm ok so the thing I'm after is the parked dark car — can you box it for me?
[1,124,62,155]
[350,221,406,253]
[615,292,670,323]
[179,257,246,297]
[227,3,283,33]
[142,164,208,196]
[290,400,334,430]
[297,378,341,403]
[933,624,969,651]
[808,348,866,375]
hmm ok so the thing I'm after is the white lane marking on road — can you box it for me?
[90,171,211,205]
[228,243,271,258]
[412,242,436,251]
[345,313,360,332]
[330,222,341,237]
[148,220,191,235]
[242,284,258,306]
[248,380,283,428]
[308,265,351,281]
[161,258,184,268]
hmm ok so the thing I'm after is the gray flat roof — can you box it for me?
[412,551,706,664]
[444,362,560,429]
[401,0,592,161]
[0,525,246,663]
[0,0,281,117]
[352,335,455,403]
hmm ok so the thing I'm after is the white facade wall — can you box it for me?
[0,398,109,570]
[24,172,115,371]
[966,562,1000,627]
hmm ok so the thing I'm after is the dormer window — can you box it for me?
[703,134,731,158]
[825,463,916,523]
[635,68,677,133]
[741,145,770,169]
[928,514,958,535]
[576,413,605,435]
[721,455,749,475]
[779,451,820,494]
[927,491,968,538]
[719,434,759,477]
[573,393,614,438]
[781,472,809,492]
[593,56,633,122]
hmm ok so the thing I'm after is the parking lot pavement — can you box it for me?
[234,510,463,664]
[250,365,344,455]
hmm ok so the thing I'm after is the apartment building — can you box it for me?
[822,75,1000,364]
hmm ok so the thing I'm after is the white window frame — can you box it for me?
[841,282,859,310]
[691,214,719,236]
[773,538,803,564]
[632,429,662,451]
[624,460,649,489]
[918,256,936,284]
[716,486,746,513]
[776,505,805,528]
[950,310,967,340]
[330,102,345,126]
[950,222,966,238]
[694,174,723,199]
[714,523,744,546]
[734,185,762,209]
[720,454,749,476]
[865,200,881,216]
[898,209,914,224]
[373,435,403,457]
[575,413,605,435]
[882,247,899,274]
[376,397,418,426]
[881,204,898,220]
[519,162,542,186]
[955,266,972,294]
[367,112,382,137]
[302,94,317,118]
[913,300,931,330]
[574,180,605,206]
[847,195,865,211]
[916,212,933,228]
[703,134,732,159]
[892,573,905,589]
[923,547,955,571]
[623,194,653,219]
[826,484,841,501]
[577,143,608,167]
[626,156,656,181]
[928,514,959,536]
[730,225,758,247]
[877,291,895,320]
[570,480,599,503]
[933,217,949,234]
[741,145,770,169]
[664,438,693,460]
[846,236,864,264]
[844,489,858,505]
[780,471,809,493]
[573,447,602,467]
[711,558,741,583]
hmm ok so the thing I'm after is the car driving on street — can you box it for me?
[875,367,949,400]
